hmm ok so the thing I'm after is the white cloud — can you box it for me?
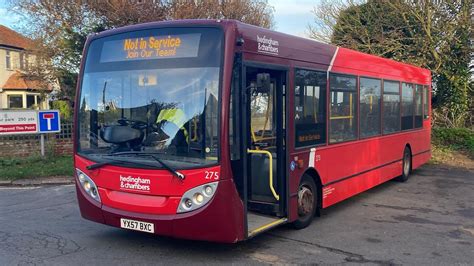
[268,0,318,37]
[269,0,317,16]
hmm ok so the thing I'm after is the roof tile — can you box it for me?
[2,71,51,91]
[0,25,33,49]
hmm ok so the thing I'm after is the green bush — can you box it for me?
[51,100,73,122]
[432,128,474,156]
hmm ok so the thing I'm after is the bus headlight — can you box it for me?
[76,168,101,203]
[177,181,218,213]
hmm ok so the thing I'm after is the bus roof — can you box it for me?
[233,20,431,85]
[88,19,431,85]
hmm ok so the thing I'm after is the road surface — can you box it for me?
[1,164,473,265]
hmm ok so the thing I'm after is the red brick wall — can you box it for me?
[52,138,73,156]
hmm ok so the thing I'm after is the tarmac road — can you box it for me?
[0,163,473,265]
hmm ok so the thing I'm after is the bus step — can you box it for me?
[247,211,287,238]
[248,200,281,215]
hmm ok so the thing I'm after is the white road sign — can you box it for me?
[0,110,38,135]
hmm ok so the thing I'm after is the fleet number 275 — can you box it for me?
[205,171,219,180]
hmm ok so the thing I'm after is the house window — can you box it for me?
[8,95,23,108]
[6,50,11,69]
[20,52,24,70]
[27,95,36,108]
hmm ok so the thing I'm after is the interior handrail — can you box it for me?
[247,149,279,201]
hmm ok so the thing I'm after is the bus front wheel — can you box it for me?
[396,146,412,182]
[292,175,318,229]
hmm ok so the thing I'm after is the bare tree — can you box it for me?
[168,0,274,29]
[89,0,169,27]
[7,0,275,103]
[307,0,358,43]
[308,0,473,127]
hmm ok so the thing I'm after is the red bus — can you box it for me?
[74,20,431,243]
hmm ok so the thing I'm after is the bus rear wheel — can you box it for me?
[292,175,318,229]
[396,146,411,182]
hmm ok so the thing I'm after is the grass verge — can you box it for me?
[0,155,73,181]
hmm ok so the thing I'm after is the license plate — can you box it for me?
[120,218,154,233]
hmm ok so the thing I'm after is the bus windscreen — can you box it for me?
[77,27,222,169]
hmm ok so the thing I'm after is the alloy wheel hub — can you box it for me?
[298,186,313,216]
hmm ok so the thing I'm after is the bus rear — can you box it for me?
[74,22,244,242]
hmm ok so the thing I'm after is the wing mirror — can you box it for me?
[256,73,271,90]
[249,73,271,94]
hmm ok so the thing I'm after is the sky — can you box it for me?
[269,0,317,38]
[0,1,22,30]
[0,0,317,38]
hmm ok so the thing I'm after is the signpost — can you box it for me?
[0,110,61,156]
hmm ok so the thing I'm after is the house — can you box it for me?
[0,25,51,109]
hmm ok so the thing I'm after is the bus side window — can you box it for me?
[414,84,423,128]
[382,81,401,134]
[329,73,357,143]
[359,77,381,138]
[294,69,327,147]
[423,85,429,119]
[401,83,414,130]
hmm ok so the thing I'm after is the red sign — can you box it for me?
[43,113,54,119]
[0,110,38,135]
[0,124,37,133]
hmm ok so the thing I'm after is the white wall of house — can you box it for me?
[0,47,37,87]
[0,46,50,110]
[0,48,23,87]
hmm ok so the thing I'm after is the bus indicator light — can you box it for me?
[184,199,193,209]
[204,185,213,196]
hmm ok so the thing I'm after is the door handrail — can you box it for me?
[247,149,279,201]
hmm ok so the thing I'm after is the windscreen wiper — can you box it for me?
[107,151,185,180]
[86,157,162,171]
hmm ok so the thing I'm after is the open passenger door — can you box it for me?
[242,66,288,237]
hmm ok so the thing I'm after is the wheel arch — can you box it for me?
[405,143,412,154]
[301,167,323,213]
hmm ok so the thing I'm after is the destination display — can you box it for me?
[100,33,201,62]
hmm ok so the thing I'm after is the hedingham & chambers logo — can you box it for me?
[257,35,279,55]
[120,175,151,192]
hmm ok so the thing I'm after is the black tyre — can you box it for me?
[396,146,411,182]
[292,175,318,229]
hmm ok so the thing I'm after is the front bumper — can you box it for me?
[76,178,245,243]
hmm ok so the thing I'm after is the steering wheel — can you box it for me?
[117,118,152,130]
